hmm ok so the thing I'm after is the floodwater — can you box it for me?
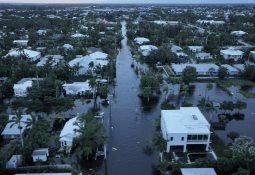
[105,21,159,175]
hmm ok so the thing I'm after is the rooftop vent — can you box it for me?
[192,115,198,120]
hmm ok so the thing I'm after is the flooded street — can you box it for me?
[105,21,159,175]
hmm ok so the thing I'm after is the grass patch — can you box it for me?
[239,90,255,98]
[211,133,228,157]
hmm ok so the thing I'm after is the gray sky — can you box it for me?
[0,0,254,3]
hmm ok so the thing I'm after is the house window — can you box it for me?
[203,135,208,140]
[181,137,184,141]
[187,135,192,141]
[170,137,173,141]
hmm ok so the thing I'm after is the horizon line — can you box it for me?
[0,2,255,5]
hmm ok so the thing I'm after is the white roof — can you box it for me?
[63,81,91,94]
[59,116,80,142]
[63,44,73,49]
[139,45,158,56]
[89,51,108,60]
[181,168,217,175]
[171,45,183,53]
[71,33,85,38]
[233,64,245,71]
[221,64,239,72]
[134,37,150,44]
[171,63,219,73]
[188,46,203,51]
[13,40,28,44]
[36,55,63,67]
[197,19,225,24]
[7,49,41,60]
[1,115,32,136]
[220,49,243,56]
[32,148,49,156]
[14,79,32,90]
[161,107,210,134]
[231,30,247,35]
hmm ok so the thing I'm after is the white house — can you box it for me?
[59,116,81,153]
[69,52,108,75]
[231,30,247,37]
[1,115,32,139]
[134,37,150,45]
[13,40,28,46]
[171,64,219,76]
[197,20,225,25]
[233,64,246,72]
[6,155,22,169]
[196,52,213,60]
[220,48,243,61]
[36,55,64,67]
[6,49,41,61]
[62,44,74,50]
[71,33,87,39]
[221,64,239,75]
[161,107,211,153]
[139,45,158,56]
[181,168,217,175]
[32,148,49,162]
[171,45,183,53]
[188,46,203,53]
[13,78,43,97]
[63,81,92,95]
[37,29,47,35]
[176,52,188,59]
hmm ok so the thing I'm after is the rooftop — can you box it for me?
[161,107,210,134]
[181,168,217,175]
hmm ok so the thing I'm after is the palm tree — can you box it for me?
[89,78,97,109]
[163,84,169,101]
[8,110,27,148]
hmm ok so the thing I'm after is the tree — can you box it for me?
[73,110,106,160]
[227,131,240,141]
[8,110,26,148]
[181,66,197,85]
[140,71,161,102]
[218,67,229,80]
[231,136,255,159]
[235,100,247,112]
[163,84,169,101]
[220,101,235,112]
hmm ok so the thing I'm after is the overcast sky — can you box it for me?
[0,0,254,3]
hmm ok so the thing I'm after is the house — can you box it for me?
[134,37,150,45]
[1,115,32,139]
[171,45,183,53]
[68,52,108,75]
[6,155,22,168]
[233,64,246,72]
[59,116,81,153]
[139,45,158,56]
[181,168,217,175]
[63,81,91,95]
[37,29,47,35]
[32,148,49,162]
[71,33,87,39]
[196,52,213,60]
[62,44,74,50]
[36,55,64,67]
[13,40,28,46]
[221,64,239,75]
[161,107,211,153]
[6,49,41,61]
[13,78,43,97]
[188,46,203,53]
[171,64,219,76]
[176,52,188,59]
[220,48,243,61]
[196,20,225,25]
[231,30,247,37]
